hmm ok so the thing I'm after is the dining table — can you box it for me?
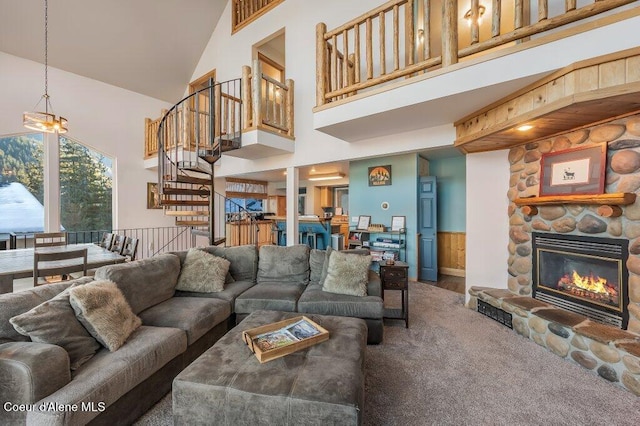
[0,243,126,294]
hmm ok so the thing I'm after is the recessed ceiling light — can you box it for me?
[308,172,346,181]
[517,124,534,132]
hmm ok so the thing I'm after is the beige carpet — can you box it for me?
[135,283,640,425]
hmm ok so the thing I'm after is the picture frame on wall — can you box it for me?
[391,216,406,232]
[147,182,162,209]
[356,215,371,231]
[368,165,392,186]
[539,144,606,196]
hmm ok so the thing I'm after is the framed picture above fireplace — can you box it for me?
[539,144,606,196]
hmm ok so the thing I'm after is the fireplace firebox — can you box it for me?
[532,232,629,329]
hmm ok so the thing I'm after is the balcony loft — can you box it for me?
[144,60,294,169]
[312,0,640,143]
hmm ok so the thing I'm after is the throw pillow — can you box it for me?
[9,283,100,370]
[175,248,231,293]
[69,280,142,352]
[322,250,372,297]
[194,247,234,284]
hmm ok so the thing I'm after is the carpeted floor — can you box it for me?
[135,282,640,425]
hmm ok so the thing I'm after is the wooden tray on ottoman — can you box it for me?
[242,315,329,363]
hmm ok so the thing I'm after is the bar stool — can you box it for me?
[305,227,318,249]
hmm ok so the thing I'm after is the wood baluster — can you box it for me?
[491,0,501,38]
[347,53,356,96]
[354,24,360,83]
[242,65,251,129]
[405,0,415,66]
[470,0,480,45]
[423,0,431,60]
[515,0,524,29]
[379,11,386,76]
[251,60,261,128]
[393,4,399,71]
[538,0,548,21]
[566,0,577,11]
[442,0,458,67]
[331,34,338,99]
[286,79,294,137]
[366,17,373,80]
[316,23,327,107]
[342,29,349,92]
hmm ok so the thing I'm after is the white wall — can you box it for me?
[190,0,455,178]
[0,52,174,229]
[465,150,510,301]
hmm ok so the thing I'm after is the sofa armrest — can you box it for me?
[0,342,71,407]
[367,269,382,298]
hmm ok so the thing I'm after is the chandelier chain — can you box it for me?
[44,0,48,99]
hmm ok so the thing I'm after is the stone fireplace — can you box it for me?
[467,113,640,397]
[532,232,629,329]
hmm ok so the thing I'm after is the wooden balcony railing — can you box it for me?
[232,0,284,33]
[145,64,294,158]
[242,60,295,138]
[316,0,638,106]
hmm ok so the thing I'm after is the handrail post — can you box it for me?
[316,23,327,107]
[442,0,458,67]
[252,59,262,129]
[285,78,294,138]
[242,65,252,129]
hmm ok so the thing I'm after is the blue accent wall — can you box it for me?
[428,156,466,232]
[349,154,418,278]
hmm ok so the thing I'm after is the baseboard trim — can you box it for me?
[439,267,466,277]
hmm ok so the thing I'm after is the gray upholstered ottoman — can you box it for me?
[173,310,367,425]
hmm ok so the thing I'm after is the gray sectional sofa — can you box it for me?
[0,244,383,425]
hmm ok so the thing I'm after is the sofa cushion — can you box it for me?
[94,253,180,314]
[139,297,230,345]
[69,280,142,351]
[27,325,186,426]
[174,245,258,283]
[0,279,91,343]
[298,284,384,319]
[176,248,230,293]
[9,283,100,370]
[322,250,372,297]
[235,283,307,314]
[309,249,326,285]
[257,245,310,285]
[175,279,255,313]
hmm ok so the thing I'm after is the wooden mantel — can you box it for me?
[454,47,640,153]
[515,193,637,218]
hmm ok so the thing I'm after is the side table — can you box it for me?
[378,261,409,328]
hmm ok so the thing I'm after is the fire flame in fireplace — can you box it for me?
[557,270,618,301]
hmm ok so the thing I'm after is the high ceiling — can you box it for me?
[0,0,227,102]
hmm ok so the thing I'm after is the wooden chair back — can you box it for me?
[33,247,88,286]
[34,232,67,248]
[110,234,126,255]
[98,232,115,250]
[121,237,139,261]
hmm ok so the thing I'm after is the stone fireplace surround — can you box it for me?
[466,113,640,396]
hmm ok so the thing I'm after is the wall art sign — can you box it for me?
[368,165,392,186]
[539,144,606,196]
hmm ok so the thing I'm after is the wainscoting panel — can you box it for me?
[438,232,466,277]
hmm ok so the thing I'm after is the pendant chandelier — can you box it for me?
[23,0,68,134]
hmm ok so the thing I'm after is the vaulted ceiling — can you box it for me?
[0,0,227,102]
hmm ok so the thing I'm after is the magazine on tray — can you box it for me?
[253,318,322,352]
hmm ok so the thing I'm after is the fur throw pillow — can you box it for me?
[69,280,141,352]
[322,250,371,297]
[176,248,230,293]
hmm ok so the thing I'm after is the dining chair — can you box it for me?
[121,237,139,261]
[98,232,115,250]
[34,232,67,248]
[110,234,126,255]
[33,248,88,286]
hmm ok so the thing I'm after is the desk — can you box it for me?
[0,243,126,294]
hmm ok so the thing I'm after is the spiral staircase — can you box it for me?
[157,79,243,244]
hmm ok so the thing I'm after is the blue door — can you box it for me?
[418,176,438,281]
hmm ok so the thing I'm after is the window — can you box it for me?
[0,133,45,239]
[334,186,349,214]
[59,136,113,233]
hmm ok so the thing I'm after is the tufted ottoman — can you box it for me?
[173,310,367,425]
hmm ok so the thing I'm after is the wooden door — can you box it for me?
[418,176,438,281]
